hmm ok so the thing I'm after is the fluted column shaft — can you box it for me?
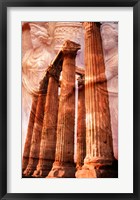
[22,95,38,172]
[76,22,115,178]
[33,68,60,177]
[84,22,114,161]
[76,78,86,169]
[55,54,75,164]
[23,74,49,177]
[48,40,80,178]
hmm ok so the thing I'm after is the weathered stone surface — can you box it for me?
[47,162,76,178]
[76,76,86,170]
[76,22,115,178]
[23,74,49,177]
[33,75,59,178]
[22,95,38,172]
[100,22,118,160]
[47,41,80,178]
[76,159,118,178]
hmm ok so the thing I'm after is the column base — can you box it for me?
[23,158,39,177]
[22,156,29,174]
[32,160,54,178]
[76,158,118,178]
[32,169,51,178]
[47,162,76,178]
[23,166,36,177]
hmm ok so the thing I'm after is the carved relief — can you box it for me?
[100,22,118,159]
[62,40,81,55]
[22,22,55,94]
[54,22,84,67]
[54,22,82,50]
[22,23,56,157]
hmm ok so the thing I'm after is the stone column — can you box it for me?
[23,74,49,177]
[76,76,86,170]
[33,65,61,177]
[48,40,80,178]
[22,94,38,173]
[76,22,115,178]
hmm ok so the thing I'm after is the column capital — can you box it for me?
[39,73,49,94]
[83,22,93,31]
[62,40,80,55]
[47,64,61,82]
[54,22,83,53]
[83,22,100,33]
